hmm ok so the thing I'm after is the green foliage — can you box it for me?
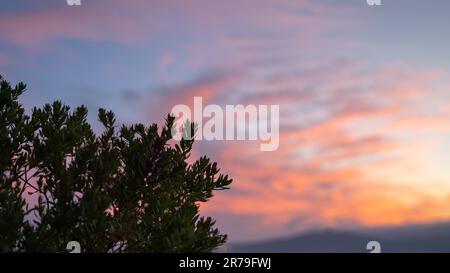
[0,75,232,252]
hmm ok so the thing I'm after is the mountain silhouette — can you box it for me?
[231,222,450,253]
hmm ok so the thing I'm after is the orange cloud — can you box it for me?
[190,63,450,241]
[5,0,450,243]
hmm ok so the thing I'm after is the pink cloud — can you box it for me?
[185,62,450,241]
[0,0,349,51]
[0,1,166,48]
[4,0,450,242]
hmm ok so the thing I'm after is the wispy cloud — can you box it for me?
[2,0,450,242]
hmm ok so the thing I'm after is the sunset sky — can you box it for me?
[1,0,450,242]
